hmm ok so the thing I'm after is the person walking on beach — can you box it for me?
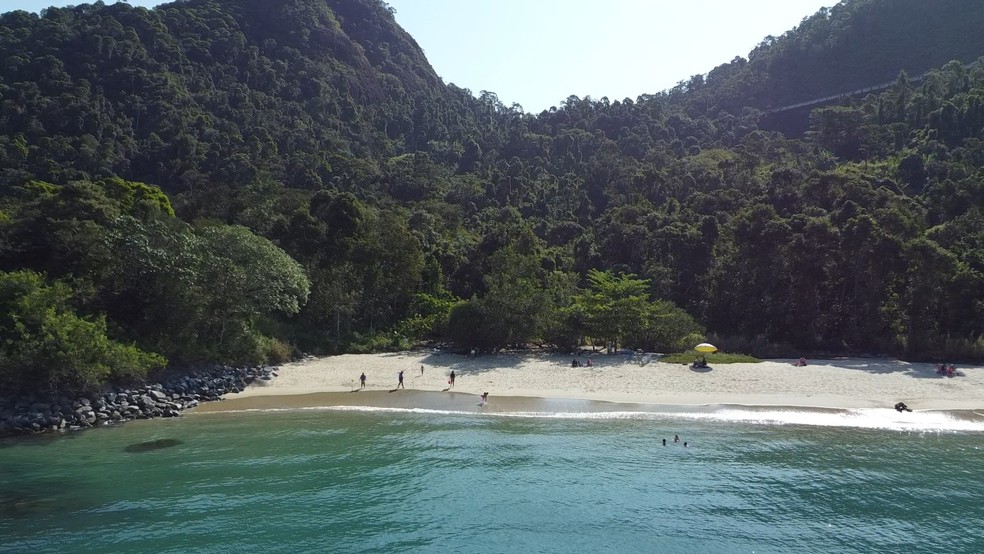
[397,370,405,389]
[359,372,366,389]
[449,370,456,389]
[420,364,425,376]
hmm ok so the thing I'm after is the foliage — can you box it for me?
[0,0,983,375]
[659,351,761,365]
[573,270,652,351]
[0,270,165,391]
[570,270,703,352]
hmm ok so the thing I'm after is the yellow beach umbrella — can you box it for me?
[695,343,718,353]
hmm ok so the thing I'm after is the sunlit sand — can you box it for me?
[194,351,984,413]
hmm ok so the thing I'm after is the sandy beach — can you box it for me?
[193,350,984,413]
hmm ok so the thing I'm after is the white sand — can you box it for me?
[226,351,984,411]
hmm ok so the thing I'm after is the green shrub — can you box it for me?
[660,350,761,364]
[257,335,294,365]
[0,270,166,391]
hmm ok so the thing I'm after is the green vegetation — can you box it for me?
[1,0,984,393]
[660,351,762,365]
[0,270,165,391]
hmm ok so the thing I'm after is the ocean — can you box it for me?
[2,404,983,553]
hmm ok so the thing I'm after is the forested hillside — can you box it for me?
[1,0,983,392]
[681,0,984,118]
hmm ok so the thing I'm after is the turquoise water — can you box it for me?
[2,407,983,553]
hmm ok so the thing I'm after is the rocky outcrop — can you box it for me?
[0,365,277,437]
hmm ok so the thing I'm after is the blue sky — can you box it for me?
[6,0,833,112]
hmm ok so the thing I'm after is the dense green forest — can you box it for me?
[1,0,983,391]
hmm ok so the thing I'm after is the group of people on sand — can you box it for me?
[661,434,688,448]
[792,357,808,367]
[358,367,457,391]
[935,363,958,377]
[359,368,491,405]
[691,356,708,369]
[570,358,592,367]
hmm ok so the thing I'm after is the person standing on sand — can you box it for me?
[360,372,366,389]
[449,370,456,388]
[397,370,405,389]
[421,365,424,376]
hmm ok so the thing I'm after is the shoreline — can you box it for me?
[189,389,984,433]
[193,350,984,415]
[192,389,984,417]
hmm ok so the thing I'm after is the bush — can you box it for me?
[257,335,294,365]
[660,351,761,364]
[347,331,410,354]
[0,270,166,391]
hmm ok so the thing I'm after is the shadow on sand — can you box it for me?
[803,358,971,380]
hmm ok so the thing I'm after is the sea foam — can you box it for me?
[206,404,984,433]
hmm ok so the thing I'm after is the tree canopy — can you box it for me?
[2,0,984,392]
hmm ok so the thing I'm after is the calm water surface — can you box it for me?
[2,407,982,553]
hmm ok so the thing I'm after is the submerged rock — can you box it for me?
[123,438,184,453]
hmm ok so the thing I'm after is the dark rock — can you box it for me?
[138,395,156,408]
[29,403,51,413]
[1,362,285,437]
